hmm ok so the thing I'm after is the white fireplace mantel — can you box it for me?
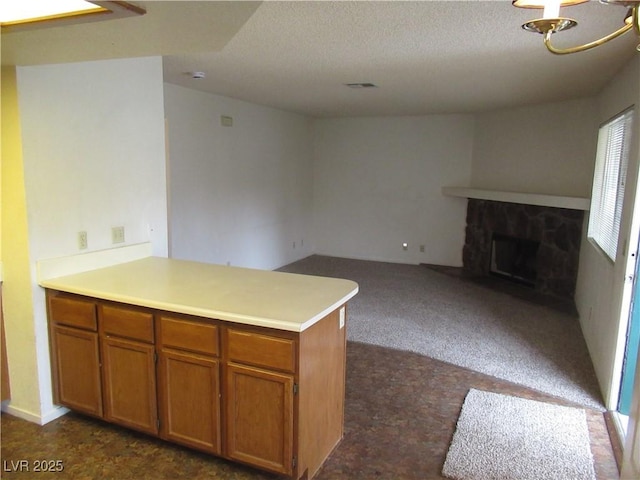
[442,186,590,211]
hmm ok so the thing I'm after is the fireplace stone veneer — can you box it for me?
[462,199,584,300]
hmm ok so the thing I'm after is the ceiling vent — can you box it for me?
[345,83,378,88]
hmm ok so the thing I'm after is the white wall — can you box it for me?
[574,57,640,479]
[19,58,168,259]
[10,56,168,422]
[472,98,598,197]
[575,58,640,408]
[313,115,474,265]
[164,84,314,271]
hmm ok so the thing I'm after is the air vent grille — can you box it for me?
[345,83,378,88]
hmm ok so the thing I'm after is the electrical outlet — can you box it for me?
[78,231,88,250]
[420,245,425,253]
[112,226,125,244]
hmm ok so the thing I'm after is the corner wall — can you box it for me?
[4,56,168,423]
[164,83,314,271]
[471,98,598,197]
[1,66,38,418]
[312,115,474,265]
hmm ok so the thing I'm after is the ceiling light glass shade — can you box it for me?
[517,0,578,34]
[512,0,589,8]
[1,1,145,32]
[514,0,640,53]
[522,18,578,33]
[0,0,102,24]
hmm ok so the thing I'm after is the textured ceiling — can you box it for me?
[3,1,638,117]
[1,1,261,65]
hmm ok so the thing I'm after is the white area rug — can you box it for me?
[442,389,596,480]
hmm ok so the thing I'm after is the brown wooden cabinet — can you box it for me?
[99,303,158,435]
[51,325,102,416]
[157,314,221,454]
[225,362,295,475]
[1,287,12,402]
[101,336,158,434]
[224,327,297,475]
[48,294,102,417]
[46,289,348,480]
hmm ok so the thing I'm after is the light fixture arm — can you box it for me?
[514,1,640,54]
[543,18,634,54]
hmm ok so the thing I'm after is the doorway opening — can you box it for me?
[617,235,640,432]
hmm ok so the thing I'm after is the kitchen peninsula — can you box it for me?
[40,257,359,479]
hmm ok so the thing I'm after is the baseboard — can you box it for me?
[605,410,627,472]
[311,251,420,266]
[40,405,70,424]
[1,402,69,425]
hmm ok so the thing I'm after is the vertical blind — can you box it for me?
[588,108,635,261]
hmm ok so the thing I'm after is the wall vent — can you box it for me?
[345,82,378,88]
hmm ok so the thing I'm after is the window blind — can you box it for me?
[588,108,635,261]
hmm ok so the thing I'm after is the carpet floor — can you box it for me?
[278,255,604,410]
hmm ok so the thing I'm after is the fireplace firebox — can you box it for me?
[490,234,540,287]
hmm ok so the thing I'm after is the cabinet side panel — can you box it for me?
[298,305,347,479]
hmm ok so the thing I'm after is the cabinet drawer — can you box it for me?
[159,316,219,356]
[100,304,154,344]
[49,295,97,331]
[226,329,296,373]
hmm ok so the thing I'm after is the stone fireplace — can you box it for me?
[462,199,584,300]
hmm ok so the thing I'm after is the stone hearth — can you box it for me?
[463,199,584,300]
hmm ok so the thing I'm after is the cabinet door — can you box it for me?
[51,325,102,417]
[225,363,294,475]
[101,336,158,435]
[158,350,221,454]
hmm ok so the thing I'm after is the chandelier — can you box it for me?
[513,0,640,54]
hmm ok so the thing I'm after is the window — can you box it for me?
[588,108,635,261]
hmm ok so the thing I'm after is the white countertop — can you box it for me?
[39,257,359,332]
